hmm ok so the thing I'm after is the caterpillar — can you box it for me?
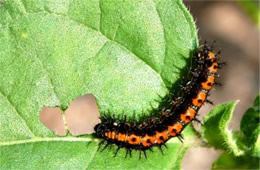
[94,42,223,158]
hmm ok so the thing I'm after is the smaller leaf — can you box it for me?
[201,101,245,156]
[240,94,260,157]
[212,152,259,170]
[253,93,260,108]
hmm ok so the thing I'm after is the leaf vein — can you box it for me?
[151,0,167,69]
[31,10,167,87]
[0,89,35,137]
[80,41,108,69]
[98,0,102,32]
[33,53,61,104]
[84,144,99,169]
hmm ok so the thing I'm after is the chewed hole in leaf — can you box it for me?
[39,107,67,136]
[65,94,101,136]
[39,94,100,136]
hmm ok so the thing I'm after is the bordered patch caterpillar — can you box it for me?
[94,42,224,158]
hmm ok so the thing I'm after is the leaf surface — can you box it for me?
[201,101,245,156]
[0,0,198,169]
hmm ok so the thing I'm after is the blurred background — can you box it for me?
[182,0,259,169]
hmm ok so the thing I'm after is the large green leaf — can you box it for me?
[0,0,198,169]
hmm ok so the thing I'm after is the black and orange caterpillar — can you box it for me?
[94,42,223,158]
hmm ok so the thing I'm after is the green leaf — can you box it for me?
[205,95,260,169]
[253,94,260,107]
[0,0,198,169]
[237,0,260,27]
[201,101,245,156]
[240,94,260,157]
[212,152,259,170]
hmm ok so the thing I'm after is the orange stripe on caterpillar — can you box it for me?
[105,131,116,139]
[156,131,168,144]
[142,135,156,147]
[208,62,218,73]
[117,133,127,142]
[168,122,183,137]
[208,52,216,62]
[201,75,215,90]
[129,134,142,145]
[180,107,196,124]
[192,91,207,107]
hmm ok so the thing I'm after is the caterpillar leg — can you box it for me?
[158,145,164,155]
[97,140,106,151]
[177,134,184,143]
[100,142,109,152]
[114,147,121,157]
[205,99,214,105]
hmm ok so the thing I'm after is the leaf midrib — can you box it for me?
[0,137,95,146]
[0,136,182,147]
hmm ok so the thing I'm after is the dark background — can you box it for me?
[182,1,259,169]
